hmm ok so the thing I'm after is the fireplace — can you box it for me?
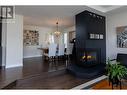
[76,48,100,67]
[66,10,106,78]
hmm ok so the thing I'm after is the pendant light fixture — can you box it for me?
[54,22,61,37]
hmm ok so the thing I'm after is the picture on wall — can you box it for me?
[23,30,39,46]
[117,26,127,48]
[89,33,104,40]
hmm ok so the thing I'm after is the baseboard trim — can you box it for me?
[5,64,23,69]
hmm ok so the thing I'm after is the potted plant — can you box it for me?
[106,59,127,88]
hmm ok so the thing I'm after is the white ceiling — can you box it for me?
[15,6,90,31]
[15,6,123,31]
[88,5,122,13]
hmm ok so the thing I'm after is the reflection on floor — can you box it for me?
[0,57,89,89]
[5,69,89,89]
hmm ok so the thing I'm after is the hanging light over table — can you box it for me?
[54,22,61,37]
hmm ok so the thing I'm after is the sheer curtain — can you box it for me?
[49,34,54,44]
[64,33,67,48]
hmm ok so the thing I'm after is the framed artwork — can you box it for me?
[23,30,39,46]
[117,26,127,48]
[89,34,95,39]
[99,34,103,39]
[94,34,100,39]
[89,33,104,40]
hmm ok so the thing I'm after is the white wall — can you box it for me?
[106,11,127,59]
[64,26,75,47]
[6,15,23,68]
[2,20,7,66]
[65,26,75,32]
[23,25,52,58]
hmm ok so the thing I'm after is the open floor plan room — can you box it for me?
[1,5,127,89]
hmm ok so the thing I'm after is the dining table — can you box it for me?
[38,48,49,54]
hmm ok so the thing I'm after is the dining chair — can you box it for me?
[65,43,73,55]
[56,44,65,59]
[63,43,73,66]
[44,43,57,61]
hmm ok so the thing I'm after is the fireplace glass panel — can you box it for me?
[81,51,98,64]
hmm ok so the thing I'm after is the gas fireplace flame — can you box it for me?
[82,55,92,60]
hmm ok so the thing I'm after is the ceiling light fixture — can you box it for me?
[54,22,61,37]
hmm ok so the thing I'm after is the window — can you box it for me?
[64,33,67,48]
[49,34,54,44]
[69,31,75,41]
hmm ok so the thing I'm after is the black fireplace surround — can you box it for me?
[67,10,106,79]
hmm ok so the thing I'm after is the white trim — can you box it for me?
[5,63,23,68]
[23,55,42,58]
[71,75,107,89]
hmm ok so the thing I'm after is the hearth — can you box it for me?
[67,48,105,79]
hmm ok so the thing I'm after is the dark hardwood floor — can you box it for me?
[8,70,89,89]
[0,57,90,89]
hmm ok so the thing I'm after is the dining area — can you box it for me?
[38,43,73,61]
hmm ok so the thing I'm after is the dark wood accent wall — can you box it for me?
[76,10,106,64]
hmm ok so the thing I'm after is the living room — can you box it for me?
[1,5,127,90]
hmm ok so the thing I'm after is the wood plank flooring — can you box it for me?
[0,57,89,89]
[92,79,127,89]
[9,70,89,89]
